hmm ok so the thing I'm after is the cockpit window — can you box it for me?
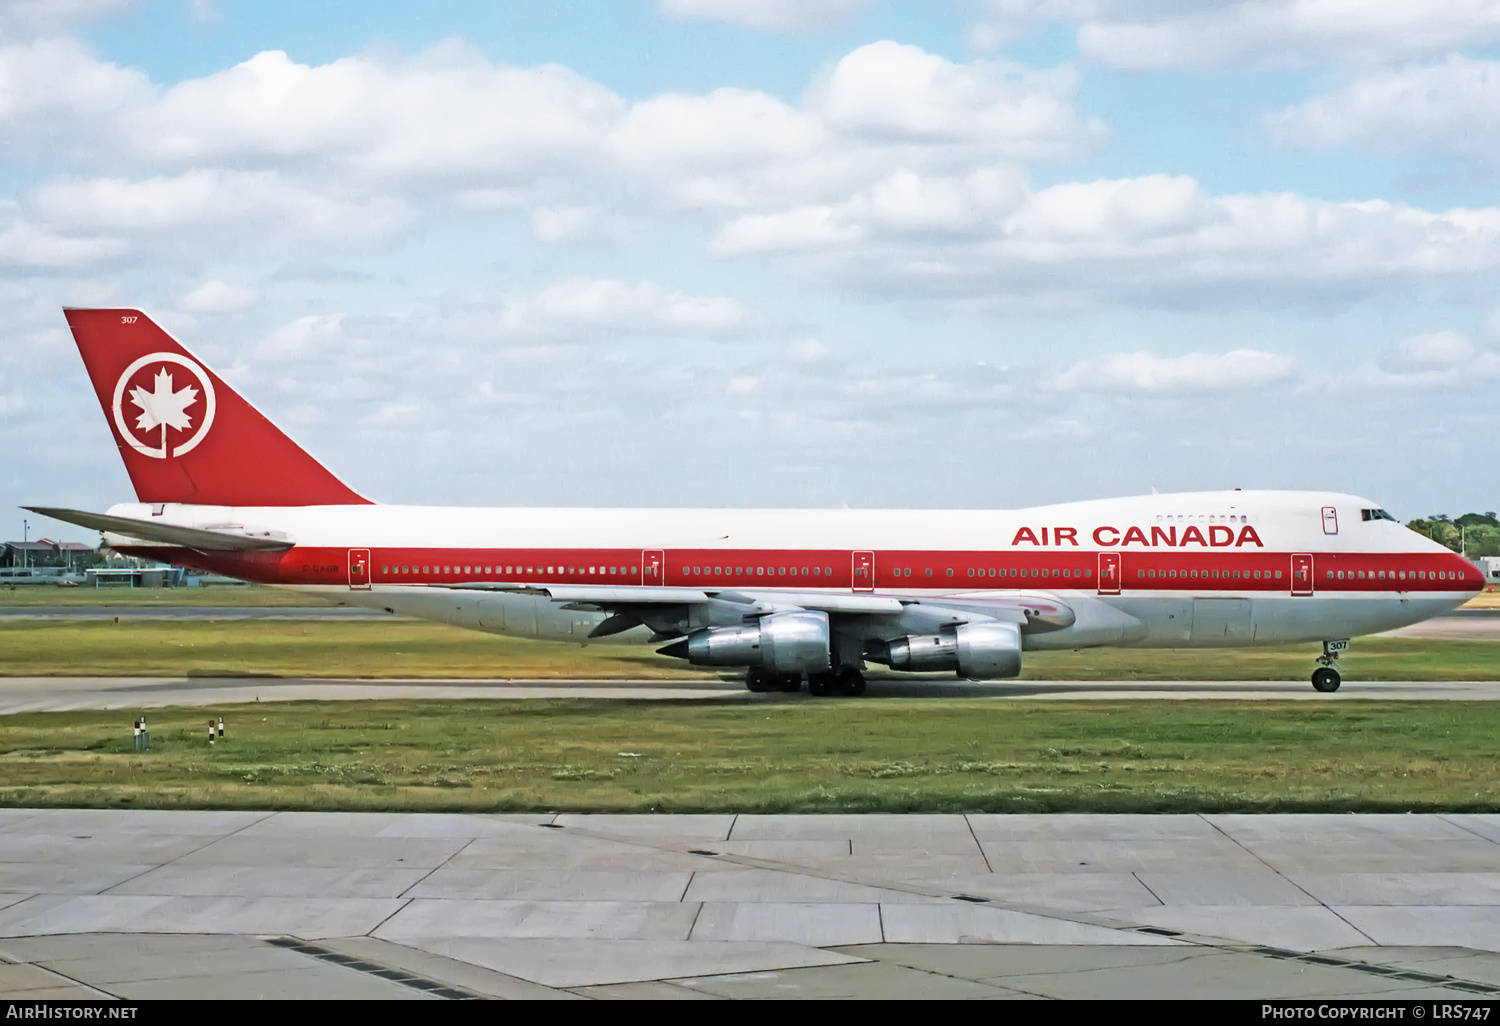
[1361,508,1397,522]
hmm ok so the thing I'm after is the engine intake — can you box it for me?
[662,611,831,674]
[879,621,1022,680]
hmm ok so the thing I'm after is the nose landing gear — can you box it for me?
[1312,640,1349,693]
[1311,666,1341,693]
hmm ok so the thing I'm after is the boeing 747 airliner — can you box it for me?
[27,309,1483,695]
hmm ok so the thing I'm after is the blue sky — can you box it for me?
[3,0,1498,542]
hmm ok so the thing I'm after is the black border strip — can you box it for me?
[1250,946,1500,995]
[267,937,480,1000]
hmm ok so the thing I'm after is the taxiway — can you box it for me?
[0,676,1497,713]
[1,811,1498,999]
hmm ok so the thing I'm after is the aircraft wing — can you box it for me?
[444,581,903,613]
[23,507,296,552]
[439,581,1071,637]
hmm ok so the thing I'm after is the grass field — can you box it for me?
[3,699,1498,813]
[0,619,1497,680]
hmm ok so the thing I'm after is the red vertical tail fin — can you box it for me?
[64,308,370,507]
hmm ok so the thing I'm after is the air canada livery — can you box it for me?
[31,309,1484,695]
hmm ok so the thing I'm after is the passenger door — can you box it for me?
[348,549,370,590]
[642,550,664,586]
[1290,553,1313,596]
[1097,552,1121,595]
[852,551,874,592]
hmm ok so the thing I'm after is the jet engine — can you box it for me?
[875,621,1022,680]
[660,610,831,674]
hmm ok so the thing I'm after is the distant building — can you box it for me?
[85,566,186,588]
[0,566,86,586]
[1479,556,1500,587]
[1,539,96,570]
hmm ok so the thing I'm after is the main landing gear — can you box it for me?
[744,668,804,693]
[809,668,866,697]
[1312,639,1349,693]
[745,668,866,696]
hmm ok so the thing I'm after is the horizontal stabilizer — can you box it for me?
[24,507,296,552]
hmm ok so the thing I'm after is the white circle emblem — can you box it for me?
[111,352,217,460]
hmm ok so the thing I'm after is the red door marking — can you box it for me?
[642,550,663,586]
[852,551,874,592]
[1291,553,1313,596]
[1097,552,1121,595]
[1322,507,1339,535]
[348,549,370,590]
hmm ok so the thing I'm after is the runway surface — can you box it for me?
[1,676,1497,712]
[1380,608,1500,640]
[1,810,1498,999]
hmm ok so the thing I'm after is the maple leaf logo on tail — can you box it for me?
[110,352,217,460]
[129,368,198,433]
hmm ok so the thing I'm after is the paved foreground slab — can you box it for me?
[0,812,1498,999]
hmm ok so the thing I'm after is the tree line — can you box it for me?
[1406,513,1500,558]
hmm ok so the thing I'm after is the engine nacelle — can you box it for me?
[882,621,1022,680]
[677,611,831,674]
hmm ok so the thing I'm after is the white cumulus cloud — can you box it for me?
[966,0,1500,69]
[0,37,146,125]
[0,0,131,36]
[657,0,868,32]
[709,172,1500,307]
[122,43,623,184]
[1359,329,1500,388]
[1053,349,1299,393]
[497,277,759,336]
[1073,0,1500,69]
[178,280,257,315]
[20,170,409,260]
[814,42,1103,159]
[616,44,1100,212]
[1267,56,1500,161]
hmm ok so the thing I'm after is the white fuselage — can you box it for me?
[103,489,1481,656]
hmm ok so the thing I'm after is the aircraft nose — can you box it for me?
[1454,556,1485,592]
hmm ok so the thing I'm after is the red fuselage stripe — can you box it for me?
[125,546,1484,594]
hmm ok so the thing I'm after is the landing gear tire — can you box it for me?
[809,670,865,696]
[745,668,774,693]
[777,674,803,693]
[1311,667,1342,693]
[837,668,866,696]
